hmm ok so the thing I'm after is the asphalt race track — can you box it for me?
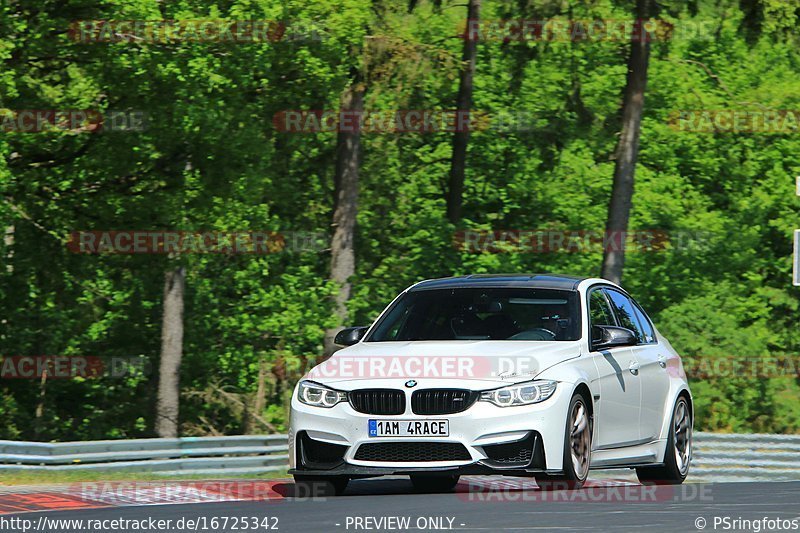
[3,478,799,533]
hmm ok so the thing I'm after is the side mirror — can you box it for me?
[334,326,369,347]
[592,325,637,351]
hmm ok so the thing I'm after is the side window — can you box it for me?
[632,302,656,344]
[588,289,616,329]
[606,289,645,344]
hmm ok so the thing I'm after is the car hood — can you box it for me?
[303,340,583,391]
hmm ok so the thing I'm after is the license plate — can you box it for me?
[368,419,449,437]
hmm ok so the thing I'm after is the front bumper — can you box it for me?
[288,380,572,475]
[289,431,548,477]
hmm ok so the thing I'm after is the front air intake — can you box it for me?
[481,432,544,469]
[298,431,348,470]
[354,441,471,462]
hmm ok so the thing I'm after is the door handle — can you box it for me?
[657,355,667,368]
[628,360,640,376]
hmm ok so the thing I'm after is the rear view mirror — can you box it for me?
[592,325,637,350]
[334,326,369,346]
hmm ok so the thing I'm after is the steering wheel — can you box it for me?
[508,328,557,341]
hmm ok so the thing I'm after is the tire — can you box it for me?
[409,474,460,493]
[535,392,592,491]
[636,395,692,485]
[293,475,349,497]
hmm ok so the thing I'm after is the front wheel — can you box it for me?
[410,474,460,493]
[636,395,692,485]
[293,475,349,496]
[535,393,592,490]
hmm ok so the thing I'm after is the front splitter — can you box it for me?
[289,462,558,478]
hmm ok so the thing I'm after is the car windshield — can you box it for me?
[367,288,581,341]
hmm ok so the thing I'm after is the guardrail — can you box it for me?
[0,435,288,476]
[691,432,800,482]
[1,432,798,481]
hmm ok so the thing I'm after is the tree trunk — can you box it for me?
[33,369,46,440]
[244,355,267,434]
[155,266,185,438]
[600,0,652,284]
[447,0,480,225]
[324,76,364,357]
[4,225,13,273]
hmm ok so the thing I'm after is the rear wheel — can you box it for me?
[535,393,592,491]
[293,475,349,497]
[409,474,460,493]
[636,396,692,485]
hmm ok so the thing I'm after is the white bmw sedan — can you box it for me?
[289,274,692,495]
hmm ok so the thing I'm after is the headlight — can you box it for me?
[480,380,557,407]
[297,380,347,408]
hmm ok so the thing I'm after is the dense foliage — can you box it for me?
[1,0,799,440]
